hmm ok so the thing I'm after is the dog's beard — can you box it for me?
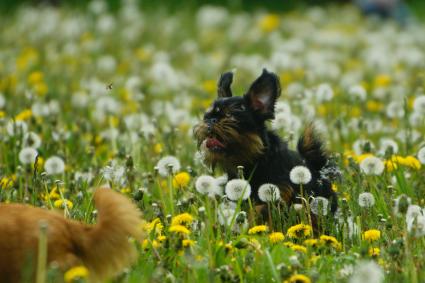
[193,119,264,173]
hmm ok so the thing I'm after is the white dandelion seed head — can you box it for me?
[407,214,425,237]
[274,101,291,115]
[358,192,375,208]
[288,255,300,266]
[31,102,50,117]
[19,147,38,165]
[349,260,384,283]
[393,194,412,216]
[218,201,237,212]
[315,83,334,102]
[74,171,94,183]
[289,166,312,185]
[409,111,423,127]
[352,139,375,155]
[413,95,425,115]
[379,138,398,155]
[336,216,359,239]
[348,85,367,101]
[0,93,5,108]
[156,156,181,177]
[44,156,65,175]
[293,203,304,211]
[217,208,236,226]
[417,147,425,164]
[215,174,228,186]
[406,205,423,222]
[225,179,251,201]
[195,175,218,195]
[6,120,28,136]
[258,183,281,202]
[208,185,224,198]
[359,156,384,175]
[310,196,329,216]
[272,113,302,132]
[386,101,405,118]
[339,264,354,278]
[22,132,42,149]
[71,91,90,108]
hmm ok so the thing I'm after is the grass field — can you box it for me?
[0,1,425,282]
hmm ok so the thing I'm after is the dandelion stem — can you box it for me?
[36,221,48,283]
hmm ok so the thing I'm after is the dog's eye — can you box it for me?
[225,112,232,118]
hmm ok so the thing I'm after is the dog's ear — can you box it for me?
[217,71,233,98]
[244,69,281,119]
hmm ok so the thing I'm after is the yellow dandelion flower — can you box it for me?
[349,106,361,117]
[369,247,380,257]
[143,218,163,235]
[202,80,216,93]
[374,74,391,88]
[120,187,131,194]
[15,109,32,121]
[172,172,191,188]
[64,266,89,283]
[171,213,194,226]
[27,71,44,85]
[142,239,149,249]
[363,229,381,242]
[0,175,16,190]
[269,232,285,244]
[331,184,338,192]
[403,156,421,170]
[248,225,268,235]
[152,240,161,248]
[385,160,398,172]
[286,224,312,238]
[258,14,280,32]
[0,111,5,118]
[54,199,74,209]
[34,156,44,170]
[366,100,384,112]
[153,143,163,154]
[303,238,319,248]
[354,153,374,163]
[287,274,311,283]
[169,224,190,235]
[309,254,321,265]
[34,82,48,96]
[182,239,196,247]
[135,47,151,61]
[319,235,342,250]
[157,235,167,242]
[290,244,307,253]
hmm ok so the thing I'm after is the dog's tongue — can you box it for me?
[206,137,225,149]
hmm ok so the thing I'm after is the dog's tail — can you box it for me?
[297,124,329,172]
[72,188,144,281]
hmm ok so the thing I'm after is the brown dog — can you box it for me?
[0,188,144,283]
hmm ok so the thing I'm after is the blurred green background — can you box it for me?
[1,0,424,19]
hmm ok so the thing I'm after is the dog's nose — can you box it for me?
[207,118,217,133]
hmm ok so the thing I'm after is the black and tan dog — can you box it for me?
[194,69,338,213]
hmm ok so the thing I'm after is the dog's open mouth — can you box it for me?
[205,136,225,152]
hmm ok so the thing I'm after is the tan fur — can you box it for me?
[0,188,144,283]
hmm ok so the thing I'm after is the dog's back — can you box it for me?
[0,188,144,283]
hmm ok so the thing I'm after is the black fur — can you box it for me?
[196,69,338,213]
